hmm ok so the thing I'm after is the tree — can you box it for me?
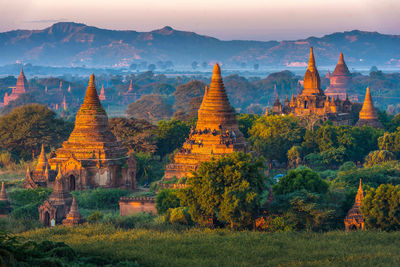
[237,113,260,138]
[156,189,180,214]
[273,168,329,195]
[156,119,191,158]
[173,81,206,118]
[179,152,265,229]
[287,146,302,168]
[378,131,400,157]
[126,94,173,123]
[364,150,396,168]
[1,93,38,115]
[109,117,157,154]
[361,184,400,231]
[249,115,305,163]
[0,104,73,161]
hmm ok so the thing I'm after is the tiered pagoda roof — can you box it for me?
[344,179,365,230]
[49,74,127,163]
[62,196,85,226]
[325,52,352,100]
[356,87,382,128]
[301,47,324,96]
[164,64,248,180]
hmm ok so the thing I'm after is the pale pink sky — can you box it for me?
[1,0,399,41]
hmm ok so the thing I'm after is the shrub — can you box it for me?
[361,184,400,231]
[87,211,103,223]
[273,168,328,195]
[168,207,191,225]
[364,150,396,167]
[8,188,52,220]
[156,189,180,214]
[73,188,130,210]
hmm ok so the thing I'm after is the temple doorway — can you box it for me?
[69,175,76,191]
[44,212,50,227]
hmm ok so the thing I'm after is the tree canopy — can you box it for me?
[0,104,73,160]
[179,152,265,229]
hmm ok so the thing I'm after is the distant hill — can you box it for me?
[0,22,399,68]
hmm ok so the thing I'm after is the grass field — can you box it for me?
[20,224,400,267]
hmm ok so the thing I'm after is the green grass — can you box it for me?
[20,224,400,267]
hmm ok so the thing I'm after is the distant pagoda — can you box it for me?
[344,179,365,230]
[99,84,106,101]
[4,67,28,106]
[164,64,248,180]
[325,52,352,100]
[356,87,383,128]
[40,74,137,190]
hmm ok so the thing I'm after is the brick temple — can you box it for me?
[24,74,137,190]
[344,179,365,231]
[325,52,352,100]
[164,64,248,180]
[4,68,28,106]
[270,47,353,126]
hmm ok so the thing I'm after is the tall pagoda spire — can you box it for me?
[14,67,28,94]
[35,144,48,172]
[62,196,84,226]
[332,52,350,76]
[355,179,364,206]
[356,87,382,128]
[301,47,323,96]
[196,64,237,130]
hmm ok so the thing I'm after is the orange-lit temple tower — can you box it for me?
[4,68,28,106]
[325,53,352,100]
[44,74,136,190]
[164,64,248,180]
[0,182,12,217]
[62,196,85,226]
[274,47,353,125]
[344,179,365,230]
[356,87,383,128]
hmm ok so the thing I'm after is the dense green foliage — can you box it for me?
[249,115,304,162]
[126,94,173,123]
[361,184,400,231]
[20,224,400,266]
[72,188,131,210]
[8,188,52,220]
[180,152,265,228]
[156,119,191,158]
[0,104,73,161]
[273,169,329,195]
[156,189,180,214]
[364,150,396,167]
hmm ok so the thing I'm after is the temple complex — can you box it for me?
[4,68,28,106]
[344,179,365,231]
[24,74,137,190]
[62,196,85,226]
[356,87,383,128]
[39,175,72,226]
[164,64,248,180]
[325,53,352,100]
[99,84,106,101]
[270,47,353,126]
[0,182,12,217]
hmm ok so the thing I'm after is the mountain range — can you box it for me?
[0,22,399,68]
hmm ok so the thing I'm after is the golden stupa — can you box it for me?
[164,64,248,180]
[356,87,382,128]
